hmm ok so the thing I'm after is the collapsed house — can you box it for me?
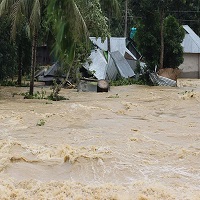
[35,62,66,85]
[77,37,142,92]
[83,37,140,81]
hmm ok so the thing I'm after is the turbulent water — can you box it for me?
[0,79,200,200]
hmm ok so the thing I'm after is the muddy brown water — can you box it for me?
[0,79,200,199]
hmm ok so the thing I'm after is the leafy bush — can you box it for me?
[48,80,68,101]
[0,80,17,86]
[12,80,68,101]
[47,93,67,101]
[110,77,149,86]
[0,80,29,87]
[23,89,47,99]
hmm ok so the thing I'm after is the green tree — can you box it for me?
[47,0,88,75]
[169,0,200,36]
[15,25,32,86]
[134,1,160,70]
[0,0,47,95]
[77,0,108,39]
[163,15,185,68]
[100,0,120,50]
[135,0,185,71]
[0,15,17,81]
[100,0,120,31]
[48,0,109,77]
[156,0,184,69]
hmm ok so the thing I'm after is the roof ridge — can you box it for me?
[183,25,200,50]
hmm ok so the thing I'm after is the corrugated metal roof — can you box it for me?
[83,39,136,80]
[106,55,118,80]
[111,51,135,78]
[90,37,137,60]
[35,68,46,78]
[38,76,55,82]
[182,25,200,53]
[90,37,108,51]
[83,49,107,80]
[44,62,60,76]
[149,72,177,87]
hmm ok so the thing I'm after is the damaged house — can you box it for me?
[82,37,140,81]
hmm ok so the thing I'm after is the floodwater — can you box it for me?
[0,79,200,200]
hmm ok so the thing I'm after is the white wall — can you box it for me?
[179,53,200,78]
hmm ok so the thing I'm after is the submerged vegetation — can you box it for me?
[110,78,146,86]
[36,119,46,126]
[13,84,68,101]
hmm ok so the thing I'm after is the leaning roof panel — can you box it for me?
[111,51,135,78]
[83,49,107,80]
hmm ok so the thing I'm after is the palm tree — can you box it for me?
[48,0,111,73]
[47,0,88,69]
[0,0,113,95]
[0,0,47,95]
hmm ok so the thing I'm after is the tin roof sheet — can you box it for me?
[90,37,137,60]
[182,25,200,53]
[111,51,135,78]
[83,49,107,80]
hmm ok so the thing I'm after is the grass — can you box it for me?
[110,77,147,86]
[0,80,29,87]
[13,88,68,101]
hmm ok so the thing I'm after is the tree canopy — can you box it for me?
[134,0,185,71]
[0,15,17,81]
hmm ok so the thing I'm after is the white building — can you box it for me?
[179,25,200,78]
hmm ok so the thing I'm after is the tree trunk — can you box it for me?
[29,32,38,95]
[124,0,128,37]
[108,11,111,52]
[159,9,164,69]
[17,46,22,86]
